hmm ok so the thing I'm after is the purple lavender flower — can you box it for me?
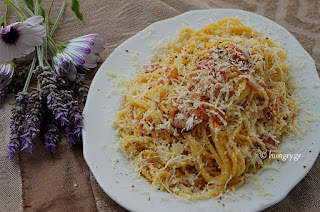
[20,90,43,153]
[34,67,58,99]
[65,101,83,145]
[53,34,104,80]
[9,66,29,92]
[35,67,84,145]
[0,61,15,90]
[0,87,9,103]
[0,66,29,104]
[46,90,69,126]
[46,90,83,145]
[8,93,28,159]
[44,123,59,153]
[35,67,71,126]
[59,74,89,104]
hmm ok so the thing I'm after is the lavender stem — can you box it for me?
[23,57,37,93]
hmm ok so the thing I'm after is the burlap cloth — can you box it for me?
[0,0,319,211]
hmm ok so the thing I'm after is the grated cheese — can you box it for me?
[105,71,117,77]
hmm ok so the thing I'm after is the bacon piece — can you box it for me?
[263,107,273,120]
[263,103,278,120]
[211,113,225,126]
[189,105,208,122]
[157,68,179,85]
[172,113,188,129]
[161,129,173,136]
[144,63,160,73]
[165,67,178,79]
[212,116,224,126]
[260,134,276,150]
[244,75,265,92]
[172,105,208,131]
[172,108,179,119]
[231,45,248,61]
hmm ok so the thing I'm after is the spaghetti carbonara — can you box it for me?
[116,17,297,199]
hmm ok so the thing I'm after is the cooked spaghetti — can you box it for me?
[116,17,297,199]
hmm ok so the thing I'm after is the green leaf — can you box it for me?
[0,16,4,27]
[49,21,55,26]
[39,5,45,18]
[24,0,34,12]
[4,0,11,4]
[38,0,43,4]
[71,0,83,21]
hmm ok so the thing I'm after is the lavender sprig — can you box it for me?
[8,93,28,159]
[65,100,83,145]
[42,107,60,153]
[0,87,9,103]
[58,90,83,145]
[47,90,69,126]
[44,122,59,153]
[60,74,89,104]
[35,67,84,145]
[20,90,43,153]
[3,0,103,158]
[35,67,69,126]
[9,67,29,92]
[34,66,57,99]
[47,90,83,145]
[0,67,28,104]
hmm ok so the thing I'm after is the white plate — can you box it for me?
[83,9,320,212]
